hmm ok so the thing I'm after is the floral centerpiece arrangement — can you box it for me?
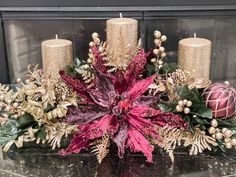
[0,29,235,164]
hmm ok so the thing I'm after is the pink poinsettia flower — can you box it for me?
[59,47,187,163]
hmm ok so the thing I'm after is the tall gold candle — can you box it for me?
[178,35,212,88]
[106,15,138,68]
[41,35,73,73]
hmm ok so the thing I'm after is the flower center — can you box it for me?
[111,92,132,116]
[117,99,132,112]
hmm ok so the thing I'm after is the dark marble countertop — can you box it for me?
[0,148,235,177]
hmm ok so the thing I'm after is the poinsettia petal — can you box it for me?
[127,113,151,130]
[113,70,128,94]
[80,114,118,139]
[127,113,159,140]
[145,48,158,62]
[89,70,116,108]
[91,46,108,74]
[128,75,156,101]
[66,106,109,124]
[133,95,160,107]
[113,122,128,158]
[125,49,147,89]
[59,133,90,155]
[130,105,161,118]
[127,128,154,163]
[59,71,93,104]
[60,114,119,155]
[151,112,188,128]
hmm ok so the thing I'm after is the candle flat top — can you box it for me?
[179,38,211,46]
[107,18,137,24]
[42,39,72,47]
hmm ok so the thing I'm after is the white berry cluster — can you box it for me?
[208,119,236,149]
[151,30,167,70]
[176,99,192,114]
[87,32,106,64]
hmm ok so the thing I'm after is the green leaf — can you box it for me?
[193,88,204,103]
[199,124,206,131]
[145,63,155,76]
[191,104,212,119]
[158,63,177,74]
[44,104,55,112]
[65,66,79,77]
[156,102,175,112]
[217,140,226,153]
[177,85,202,104]
[183,115,191,123]
[17,113,35,129]
[0,119,19,146]
[74,57,82,66]
[177,86,212,119]
[36,125,46,140]
[217,118,236,128]
[195,117,210,125]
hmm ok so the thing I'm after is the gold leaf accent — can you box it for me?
[0,65,79,151]
[46,106,67,120]
[137,38,142,52]
[161,68,194,102]
[0,117,7,125]
[17,65,77,123]
[3,127,39,152]
[0,83,22,120]
[148,77,166,95]
[20,101,45,123]
[184,128,218,155]
[154,126,217,162]
[91,133,110,164]
[75,65,95,86]
[153,126,183,163]
[42,123,78,150]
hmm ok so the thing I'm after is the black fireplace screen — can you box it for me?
[0,3,236,86]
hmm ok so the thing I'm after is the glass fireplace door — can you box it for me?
[2,11,142,83]
[144,16,236,86]
[2,11,236,86]
[3,20,107,83]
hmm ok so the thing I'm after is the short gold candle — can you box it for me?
[41,36,73,73]
[178,37,212,88]
[106,17,138,68]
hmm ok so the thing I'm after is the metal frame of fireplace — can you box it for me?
[0,0,236,83]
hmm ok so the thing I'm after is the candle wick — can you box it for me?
[55,34,58,39]
[119,13,123,18]
[194,33,197,38]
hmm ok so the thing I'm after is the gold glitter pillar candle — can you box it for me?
[178,35,212,88]
[41,35,73,73]
[106,15,138,68]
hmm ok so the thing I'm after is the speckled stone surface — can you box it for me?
[0,148,235,177]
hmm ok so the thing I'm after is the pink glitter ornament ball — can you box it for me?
[202,83,236,119]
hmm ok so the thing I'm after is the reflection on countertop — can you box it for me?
[0,148,235,177]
